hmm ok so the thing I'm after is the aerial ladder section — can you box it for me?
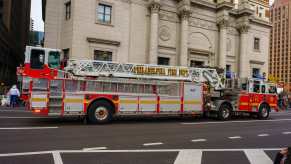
[65,60,225,90]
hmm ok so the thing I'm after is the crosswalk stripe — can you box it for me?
[244,149,273,164]
[52,151,63,164]
[174,150,202,164]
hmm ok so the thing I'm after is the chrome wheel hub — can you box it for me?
[222,108,230,119]
[95,106,108,120]
[261,107,268,117]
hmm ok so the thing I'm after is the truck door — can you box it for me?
[248,80,262,112]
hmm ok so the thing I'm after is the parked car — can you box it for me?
[0,95,10,107]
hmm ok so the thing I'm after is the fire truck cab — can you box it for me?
[17,46,64,104]
[22,46,63,78]
[205,78,278,120]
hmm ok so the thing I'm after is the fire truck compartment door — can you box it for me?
[31,92,47,108]
[139,96,157,112]
[119,96,138,112]
[64,94,84,112]
[159,96,181,112]
[183,84,203,112]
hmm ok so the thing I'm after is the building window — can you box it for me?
[226,64,232,79]
[254,37,260,50]
[65,1,71,20]
[252,68,260,78]
[158,57,170,65]
[97,3,112,24]
[62,49,70,67]
[190,60,204,67]
[94,50,112,61]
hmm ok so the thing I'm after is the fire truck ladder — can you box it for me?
[65,60,225,90]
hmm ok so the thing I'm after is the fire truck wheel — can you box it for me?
[218,104,232,121]
[87,100,113,124]
[257,104,270,119]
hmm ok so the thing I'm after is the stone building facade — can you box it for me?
[43,0,271,78]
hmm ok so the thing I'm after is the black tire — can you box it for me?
[218,103,232,121]
[87,100,114,124]
[257,104,270,119]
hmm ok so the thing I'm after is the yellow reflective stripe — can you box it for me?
[184,100,201,104]
[240,102,248,106]
[64,98,83,103]
[251,103,259,106]
[269,103,277,106]
[120,100,138,104]
[160,100,180,104]
[31,98,47,102]
[140,100,156,104]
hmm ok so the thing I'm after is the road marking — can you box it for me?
[282,131,291,135]
[52,151,63,164]
[228,136,242,139]
[174,150,202,164]
[181,118,291,125]
[244,149,273,164]
[0,148,282,157]
[143,142,163,146]
[258,134,269,137]
[0,151,52,157]
[0,127,58,130]
[83,147,107,151]
[191,139,207,142]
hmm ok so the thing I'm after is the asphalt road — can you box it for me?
[0,107,291,164]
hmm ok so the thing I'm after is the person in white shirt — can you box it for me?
[7,85,20,108]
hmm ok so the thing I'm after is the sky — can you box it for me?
[30,0,44,32]
[30,0,275,32]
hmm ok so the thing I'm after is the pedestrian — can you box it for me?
[7,85,20,108]
[274,147,291,164]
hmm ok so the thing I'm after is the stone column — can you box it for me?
[238,25,250,78]
[218,20,229,70]
[179,10,191,66]
[148,1,161,64]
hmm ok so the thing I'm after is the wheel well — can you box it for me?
[260,102,270,111]
[87,98,116,114]
[220,101,233,111]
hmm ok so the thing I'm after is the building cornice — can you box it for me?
[250,17,272,28]
[87,37,121,46]
[190,0,217,10]
[216,1,234,11]
[250,60,265,65]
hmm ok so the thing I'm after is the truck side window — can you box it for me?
[30,49,45,69]
[261,85,266,93]
[269,86,277,94]
[241,83,247,90]
[48,51,61,69]
[253,81,260,93]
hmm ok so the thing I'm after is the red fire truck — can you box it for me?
[18,46,279,124]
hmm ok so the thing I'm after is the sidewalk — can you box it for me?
[0,106,28,112]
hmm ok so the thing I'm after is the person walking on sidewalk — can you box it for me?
[7,85,20,108]
[274,147,291,164]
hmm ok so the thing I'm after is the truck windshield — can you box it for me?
[30,49,45,69]
[48,51,61,69]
